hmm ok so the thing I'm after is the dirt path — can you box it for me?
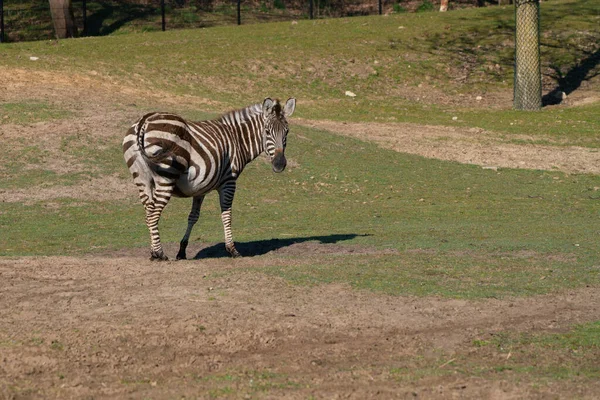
[1,255,599,399]
[297,119,600,175]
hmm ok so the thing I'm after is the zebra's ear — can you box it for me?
[262,98,275,115]
[283,98,296,117]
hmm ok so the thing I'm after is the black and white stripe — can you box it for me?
[123,97,296,260]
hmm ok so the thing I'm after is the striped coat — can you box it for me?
[123,98,296,260]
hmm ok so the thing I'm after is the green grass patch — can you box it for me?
[387,321,600,387]
[260,251,598,298]
[0,132,129,190]
[0,169,90,190]
[2,125,598,298]
[457,103,600,147]
[0,199,144,255]
[468,321,600,380]
[0,102,72,124]
[489,321,600,353]
[58,133,128,176]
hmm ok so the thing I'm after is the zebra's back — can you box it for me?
[123,112,239,198]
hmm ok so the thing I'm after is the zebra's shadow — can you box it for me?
[192,234,368,259]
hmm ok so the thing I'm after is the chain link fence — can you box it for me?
[1,1,54,42]
[513,0,541,110]
[1,0,508,43]
[1,0,404,42]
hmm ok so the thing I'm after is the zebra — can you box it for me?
[122,97,296,261]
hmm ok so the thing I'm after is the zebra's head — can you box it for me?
[262,97,296,173]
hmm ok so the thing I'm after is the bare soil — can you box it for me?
[298,117,600,175]
[2,256,600,399]
[1,68,600,398]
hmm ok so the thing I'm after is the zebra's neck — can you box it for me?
[219,103,265,165]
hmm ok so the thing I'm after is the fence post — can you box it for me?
[514,0,541,110]
[161,0,166,31]
[0,0,4,43]
[309,0,313,19]
[82,0,87,36]
[237,0,241,25]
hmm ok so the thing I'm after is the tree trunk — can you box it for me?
[440,0,449,11]
[48,0,78,39]
[514,0,541,110]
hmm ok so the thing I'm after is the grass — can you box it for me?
[1,125,598,298]
[0,101,72,124]
[259,252,598,298]
[0,0,598,142]
[0,2,598,299]
[385,321,600,388]
[489,321,600,353]
[0,170,89,190]
[463,321,600,380]
[458,103,600,147]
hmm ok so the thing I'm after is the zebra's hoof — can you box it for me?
[226,245,241,258]
[177,241,188,260]
[150,251,169,261]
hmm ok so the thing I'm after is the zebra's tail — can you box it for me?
[135,112,173,164]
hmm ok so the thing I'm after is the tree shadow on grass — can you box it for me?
[543,49,600,106]
[85,1,158,36]
[193,233,369,259]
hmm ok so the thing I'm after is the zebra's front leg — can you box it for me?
[218,182,241,258]
[145,182,174,261]
[176,195,205,260]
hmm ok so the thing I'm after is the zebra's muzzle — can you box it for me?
[272,149,287,173]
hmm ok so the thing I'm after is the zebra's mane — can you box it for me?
[218,103,263,125]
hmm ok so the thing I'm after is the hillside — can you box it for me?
[1,0,598,142]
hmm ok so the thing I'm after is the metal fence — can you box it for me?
[0,0,399,42]
[1,0,54,42]
[513,0,541,110]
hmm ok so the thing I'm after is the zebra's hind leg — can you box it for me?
[144,181,175,261]
[176,195,205,260]
[218,183,241,258]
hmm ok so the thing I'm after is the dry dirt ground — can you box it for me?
[1,69,600,399]
[2,255,600,399]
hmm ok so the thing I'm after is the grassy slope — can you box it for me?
[0,0,598,143]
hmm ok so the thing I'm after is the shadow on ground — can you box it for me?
[193,234,368,259]
[543,49,600,106]
[85,1,157,36]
